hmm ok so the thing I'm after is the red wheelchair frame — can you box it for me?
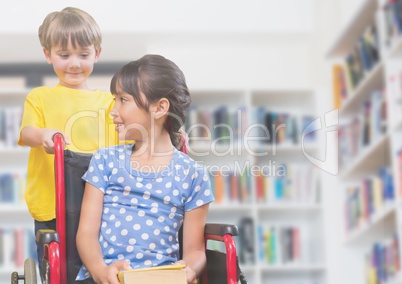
[14,133,247,284]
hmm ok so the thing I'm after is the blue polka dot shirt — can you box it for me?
[76,144,214,280]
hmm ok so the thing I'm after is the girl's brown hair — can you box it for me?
[110,54,191,149]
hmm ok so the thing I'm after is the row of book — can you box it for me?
[332,23,380,109]
[0,227,36,268]
[0,171,26,204]
[344,167,394,233]
[380,0,402,51]
[186,106,248,143]
[255,163,320,204]
[186,105,317,146]
[0,107,23,148]
[398,148,402,198]
[338,89,387,169]
[250,107,316,145]
[210,167,252,205]
[332,25,380,109]
[257,224,304,265]
[387,62,402,128]
[209,161,321,205]
[365,234,400,284]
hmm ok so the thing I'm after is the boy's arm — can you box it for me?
[20,126,70,153]
[76,182,130,284]
[180,203,210,283]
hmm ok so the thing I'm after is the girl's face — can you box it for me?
[111,90,152,141]
[43,40,101,90]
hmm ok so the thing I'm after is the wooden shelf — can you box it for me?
[0,87,30,97]
[344,202,396,246]
[257,203,322,212]
[259,263,326,274]
[340,133,389,180]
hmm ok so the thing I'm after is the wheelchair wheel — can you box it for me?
[11,271,19,284]
[23,258,37,284]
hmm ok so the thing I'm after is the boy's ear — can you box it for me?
[94,47,102,63]
[152,98,170,120]
[43,48,52,64]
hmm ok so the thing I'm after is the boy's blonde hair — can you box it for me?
[38,7,102,52]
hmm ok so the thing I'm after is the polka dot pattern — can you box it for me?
[76,144,215,281]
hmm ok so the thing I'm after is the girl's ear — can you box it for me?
[43,48,52,64]
[151,98,170,120]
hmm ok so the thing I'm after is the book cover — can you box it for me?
[118,264,186,284]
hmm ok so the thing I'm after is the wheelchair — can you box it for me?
[12,133,248,284]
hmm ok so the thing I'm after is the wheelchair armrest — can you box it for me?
[36,229,59,245]
[204,223,239,237]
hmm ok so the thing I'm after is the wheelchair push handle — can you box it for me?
[53,132,68,284]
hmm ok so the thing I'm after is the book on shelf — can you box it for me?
[338,89,387,169]
[238,217,255,265]
[357,24,380,75]
[249,108,315,145]
[332,64,348,108]
[0,106,23,148]
[387,62,402,128]
[258,225,303,265]
[398,149,402,197]
[209,168,252,205]
[0,228,36,268]
[331,23,380,108]
[344,167,394,233]
[0,171,26,204]
[378,0,402,51]
[186,105,248,144]
[365,234,400,284]
[255,163,320,204]
[118,264,186,284]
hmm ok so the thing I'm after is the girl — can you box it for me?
[76,54,214,284]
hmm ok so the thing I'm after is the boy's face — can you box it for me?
[43,40,101,90]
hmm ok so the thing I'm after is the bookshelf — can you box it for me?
[328,0,402,283]
[188,88,325,284]
[0,64,326,284]
[0,85,34,283]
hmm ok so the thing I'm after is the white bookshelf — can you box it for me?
[187,88,325,284]
[328,0,402,283]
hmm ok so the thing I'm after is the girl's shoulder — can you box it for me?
[94,143,133,159]
[173,149,207,173]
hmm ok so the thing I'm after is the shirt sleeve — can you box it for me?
[18,90,44,146]
[184,161,215,211]
[82,148,109,193]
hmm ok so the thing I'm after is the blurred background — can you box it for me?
[0,0,400,283]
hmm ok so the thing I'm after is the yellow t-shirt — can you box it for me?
[18,84,118,221]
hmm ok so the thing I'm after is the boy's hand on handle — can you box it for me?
[43,129,70,154]
[174,260,198,284]
[92,260,131,284]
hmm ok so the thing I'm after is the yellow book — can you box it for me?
[118,264,187,284]
[371,176,383,211]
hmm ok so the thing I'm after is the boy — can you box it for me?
[18,7,117,280]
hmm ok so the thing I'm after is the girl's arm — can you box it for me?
[180,203,210,283]
[76,182,129,284]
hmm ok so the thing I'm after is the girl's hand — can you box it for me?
[174,260,198,284]
[92,260,132,284]
[42,130,70,154]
